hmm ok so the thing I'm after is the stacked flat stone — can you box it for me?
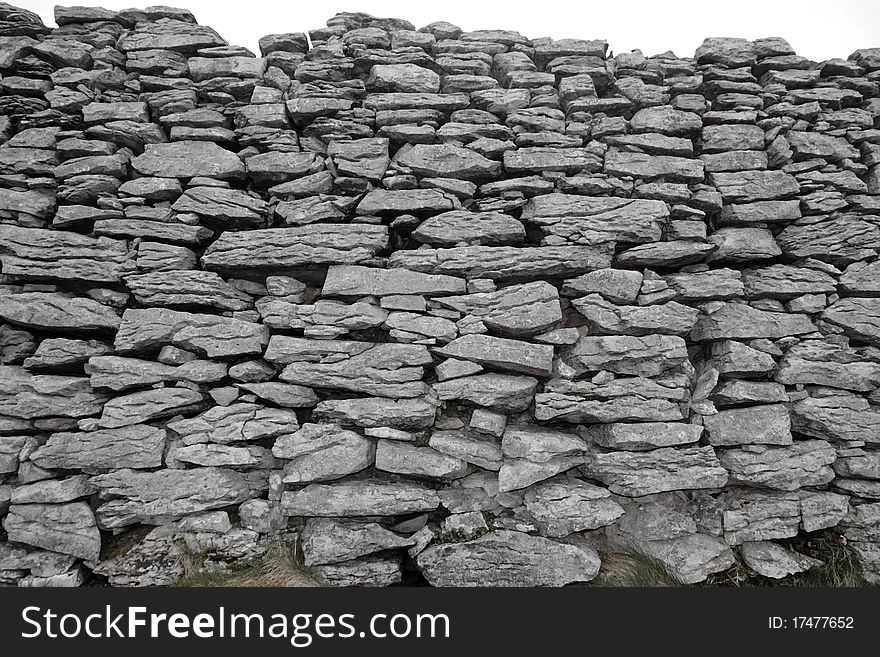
[1,5,879,587]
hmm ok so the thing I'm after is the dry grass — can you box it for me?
[176,544,322,587]
[593,550,686,587]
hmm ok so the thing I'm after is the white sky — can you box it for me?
[20,0,880,62]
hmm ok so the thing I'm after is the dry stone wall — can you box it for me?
[1,3,879,587]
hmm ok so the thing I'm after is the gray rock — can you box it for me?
[168,403,299,445]
[171,187,267,229]
[114,308,269,358]
[3,503,100,561]
[0,292,120,333]
[10,476,95,504]
[91,467,257,528]
[416,530,600,586]
[327,138,389,182]
[85,355,227,391]
[0,225,127,284]
[604,151,705,183]
[281,480,440,517]
[740,541,823,579]
[390,244,613,281]
[0,366,107,419]
[397,144,501,180]
[376,440,470,480]
[412,210,525,246]
[265,337,432,398]
[524,480,625,537]
[535,375,688,423]
[742,264,837,300]
[313,554,402,587]
[777,215,880,265]
[522,194,667,246]
[821,297,880,347]
[131,141,244,179]
[719,200,802,226]
[433,334,554,376]
[356,188,459,215]
[366,63,440,93]
[202,224,388,271]
[428,431,502,470]
[583,422,703,451]
[435,281,561,337]
[313,397,436,431]
[709,171,799,202]
[703,404,793,447]
[615,241,716,268]
[563,334,689,377]
[98,387,207,428]
[719,440,836,491]
[503,147,602,174]
[776,341,880,391]
[630,106,702,135]
[790,392,880,444]
[302,518,413,566]
[573,294,699,336]
[322,265,465,297]
[706,228,781,264]
[434,373,538,412]
[704,340,776,376]
[840,261,880,296]
[235,382,318,408]
[691,302,815,341]
[586,446,728,496]
[30,424,166,473]
[273,423,374,484]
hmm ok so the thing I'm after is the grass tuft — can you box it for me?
[175,543,321,587]
[593,549,686,587]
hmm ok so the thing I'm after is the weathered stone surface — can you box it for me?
[776,341,880,391]
[171,186,267,229]
[573,294,699,336]
[266,337,432,398]
[398,144,501,180]
[203,224,388,271]
[0,292,120,333]
[313,397,436,431]
[390,244,613,281]
[433,373,538,412]
[0,366,107,419]
[131,141,244,179]
[586,446,728,496]
[3,503,100,561]
[274,423,374,484]
[709,171,800,202]
[86,355,226,391]
[98,387,207,428]
[563,334,689,377]
[435,282,562,337]
[719,440,836,491]
[524,480,624,537]
[691,303,815,341]
[412,210,525,246]
[302,518,413,566]
[582,422,703,451]
[703,405,793,447]
[322,265,465,297]
[605,150,705,183]
[503,147,602,174]
[168,403,298,445]
[281,480,440,516]
[790,392,880,444]
[433,334,554,376]
[740,541,823,579]
[0,225,127,284]
[366,64,440,93]
[30,424,166,473]
[114,308,269,358]
[840,261,880,296]
[821,298,880,347]
[777,216,880,265]
[91,468,257,528]
[521,194,668,246]
[376,440,470,480]
[536,376,688,423]
[417,530,600,586]
[428,431,502,470]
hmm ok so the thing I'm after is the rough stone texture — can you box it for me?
[0,6,877,588]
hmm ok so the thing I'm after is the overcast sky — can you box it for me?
[23,0,880,61]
